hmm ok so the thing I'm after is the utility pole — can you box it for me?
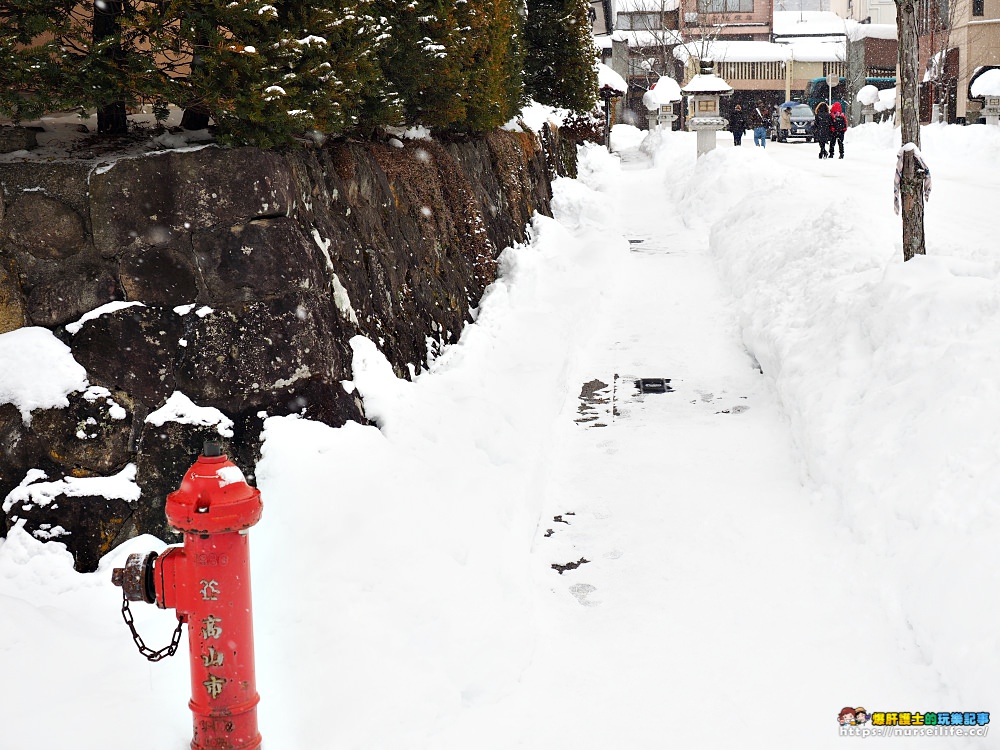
[895,0,926,260]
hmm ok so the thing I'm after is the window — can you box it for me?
[616,12,662,29]
[696,0,754,13]
[972,0,983,15]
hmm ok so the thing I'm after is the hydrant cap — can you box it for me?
[165,450,263,534]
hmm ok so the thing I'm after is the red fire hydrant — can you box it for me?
[113,441,263,750]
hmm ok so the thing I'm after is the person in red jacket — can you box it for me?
[830,101,848,159]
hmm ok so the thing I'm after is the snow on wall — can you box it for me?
[3,464,140,514]
[65,301,144,335]
[0,327,88,424]
[145,391,235,437]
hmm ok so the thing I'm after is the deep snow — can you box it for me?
[1,119,998,748]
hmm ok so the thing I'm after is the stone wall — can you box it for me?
[0,127,573,571]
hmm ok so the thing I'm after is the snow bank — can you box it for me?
[251,171,629,745]
[0,327,88,423]
[639,125,1000,708]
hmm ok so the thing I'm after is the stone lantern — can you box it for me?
[681,60,734,157]
[982,95,1000,127]
[642,75,682,131]
[971,69,1000,126]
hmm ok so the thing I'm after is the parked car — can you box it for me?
[804,75,896,116]
[805,77,847,115]
[770,103,815,142]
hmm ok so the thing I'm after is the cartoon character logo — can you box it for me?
[855,708,869,725]
[839,707,857,726]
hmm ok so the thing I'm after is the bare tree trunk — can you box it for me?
[896,0,925,261]
[93,0,128,134]
[181,40,211,130]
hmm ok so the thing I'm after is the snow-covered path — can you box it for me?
[428,137,946,748]
[3,122,998,749]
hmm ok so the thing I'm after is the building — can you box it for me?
[917,0,1000,122]
[674,38,845,109]
[593,0,899,125]
[828,0,897,25]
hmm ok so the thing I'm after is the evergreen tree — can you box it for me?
[523,0,598,113]
[91,0,127,132]
[463,0,524,132]
[379,0,471,130]
[269,0,390,136]
[0,0,75,121]
[149,0,391,145]
[0,0,165,129]
[0,0,530,143]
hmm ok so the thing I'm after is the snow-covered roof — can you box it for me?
[772,11,847,37]
[844,20,897,41]
[597,63,628,93]
[673,40,843,64]
[621,0,681,10]
[642,76,683,109]
[675,41,788,63]
[971,69,1000,97]
[786,40,846,62]
[681,73,734,94]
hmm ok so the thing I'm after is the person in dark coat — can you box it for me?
[829,101,848,158]
[729,104,747,146]
[814,102,833,159]
[748,100,769,147]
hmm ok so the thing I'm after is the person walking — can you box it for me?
[778,106,792,142]
[830,101,848,158]
[729,104,747,146]
[749,100,768,147]
[814,101,833,159]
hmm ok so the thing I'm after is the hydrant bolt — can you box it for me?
[111,551,158,603]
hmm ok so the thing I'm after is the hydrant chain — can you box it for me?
[121,590,185,662]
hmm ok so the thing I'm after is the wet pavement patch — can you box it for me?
[575,378,611,427]
[552,557,590,574]
[716,404,750,415]
[569,583,598,606]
